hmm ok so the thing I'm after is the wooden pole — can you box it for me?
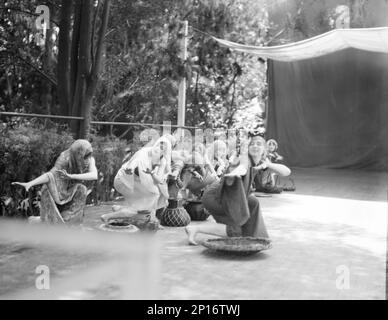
[177,21,188,136]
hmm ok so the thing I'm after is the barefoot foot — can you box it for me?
[112,205,122,212]
[101,213,112,223]
[185,226,198,246]
[28,216,41,224]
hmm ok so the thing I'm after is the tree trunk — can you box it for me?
[80,90,94,138]
[69,0,82,134]
[70,0,82,105]
[79,0,111,139]
[56,0,110,138]
[71,0,93,138]
[43,26,54,124]
[57,0,72,116]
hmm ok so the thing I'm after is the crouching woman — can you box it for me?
[101,136,172,226]
[12,140,98,225]
[185,135,291,245]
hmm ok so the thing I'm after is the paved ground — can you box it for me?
[1,168,387,300]
[157,194,386,300]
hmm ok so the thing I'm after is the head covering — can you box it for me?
[206,140,228,162]
[214,140,227,155]
[118,136,171,198]
[266,139,278,151]
[192,143,207,166]
[162,134,177,149]
[150,135,172,174]
[139,129,160,148]
[248,128,265,138]
[194,143,205,155]
[68,139,93,174]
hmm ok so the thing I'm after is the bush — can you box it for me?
[89,134,128,204]
[0,123,129,217]
[0,123,74,217]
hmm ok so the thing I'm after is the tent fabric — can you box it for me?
[266,48,388,171]
[213,27,388,61]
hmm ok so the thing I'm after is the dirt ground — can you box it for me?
[1,168,387,300]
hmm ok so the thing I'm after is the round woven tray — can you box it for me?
[99,221,139,233]
[202,237,272,254]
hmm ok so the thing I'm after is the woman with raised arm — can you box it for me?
[206,140,229,178]
[185,134,291,245]
[101,135,172,226]
[12,140,98,225]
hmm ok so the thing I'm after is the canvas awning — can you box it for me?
[213,27,388,61]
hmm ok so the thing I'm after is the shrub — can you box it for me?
[0,123,129,216]
[0,123,74,217]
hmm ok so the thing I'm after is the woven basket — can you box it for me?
[161,207,191,227]
[202,237,272,254]
[99,221,139,233]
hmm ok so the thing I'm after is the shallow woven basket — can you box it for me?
[99,221,139,233]
[202,237,272,254]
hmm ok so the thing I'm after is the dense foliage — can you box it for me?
[1,0,273,137]
[0,0,58,116]
[0,122,74,217]
[1,0,383,213]
[95,0,270,134]
[2,0,380,138]
[0,122,130,216]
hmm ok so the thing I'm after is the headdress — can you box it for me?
[68,139,93,174]
[248,127,266,138]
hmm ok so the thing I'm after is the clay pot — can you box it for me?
[167,199,184,209]
[156,207,165,220]
[184,200,209,221]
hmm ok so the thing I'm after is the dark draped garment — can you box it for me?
[202,164,269,239]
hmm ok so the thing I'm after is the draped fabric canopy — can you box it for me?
[266,49,388,171]
[212,27,388,170]
[213,27,388,61]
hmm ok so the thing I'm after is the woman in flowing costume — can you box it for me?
[101,135,173,226]
[185,134,291,245]
[253,139,285,193]
[194,143,217,178]
[182,143,218,200]
[206,140,229,178]
[12,140,98,225]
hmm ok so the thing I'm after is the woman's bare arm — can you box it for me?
[204,154,217,176]
[59,157,98,181]
[225,164,247,177]
[225,151,248,177]
[257,158,291,177]
[150,157,167,184]
[268,162,291,176]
